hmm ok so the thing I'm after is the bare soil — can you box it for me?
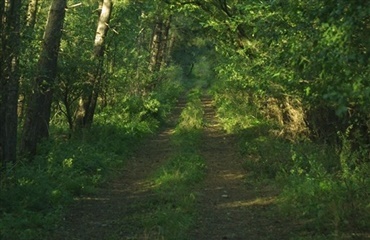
[54,96,292,240]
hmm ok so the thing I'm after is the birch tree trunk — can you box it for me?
[161,17,171,67]
[0,0,21,165]
[74,0,113,130]
[149,19,164,73]
[20,0,67,157]
[147,15,172,91]
[26,0,38,28]
[149,16,172,72]
[0,2,5,164]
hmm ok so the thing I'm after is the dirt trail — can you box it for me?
[54,99,187,240]
[190,97,290,240]
[55,96,290,240]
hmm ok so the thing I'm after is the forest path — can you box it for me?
[55,95,291,240]
[190,96,290,240]
[54,99,187,240]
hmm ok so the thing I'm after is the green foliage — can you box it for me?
[241,130,292,180]
[279,145,370,238]
[175,89,204,132]
[92,66,184,129]
[2,0,188,236]
[203,0,369,143]
[213,89,262,133]
[0,162,68,239]
[7,0,369,238]
[151,65,185,121]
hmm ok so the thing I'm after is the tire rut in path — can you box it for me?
[54,99,187,240]
[191,96,289,240]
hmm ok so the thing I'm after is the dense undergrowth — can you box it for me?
[0,77,183,239]
[126,88,206,239]
[213,89,370,239]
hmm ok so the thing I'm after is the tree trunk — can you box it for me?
[149,19,164,72]
[74,0,113,130]
[20,0,67,157]
[0,0,21,165]
[149,16,172,72]
[160,17,171,68]
[0,1,4,30]
[165,19,175,67]
[147,16,172,91]
[26,0,38,28]
[0,3,5,164]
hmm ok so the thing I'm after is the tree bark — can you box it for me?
[149,16,172,73]
[161,17,172,67]
[149,19,164,72]
[74,0,113,130]
[0,1,4,30]
[20,0,67,157]
[0,0,21,165]
[26,0,38,28]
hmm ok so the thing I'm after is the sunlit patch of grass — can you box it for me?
[153,155,206,194]
[217,196,277,209]
[141,153,205,240]
[154,168,185,188]
[176,89,204,132]
[213,90,263,133]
